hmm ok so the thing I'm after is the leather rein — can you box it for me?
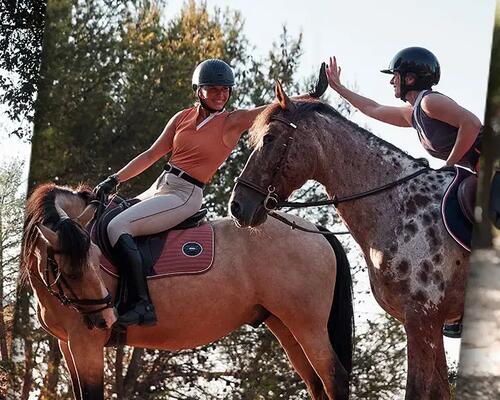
[236,114,429,235]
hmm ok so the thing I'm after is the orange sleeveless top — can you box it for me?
[169,106,234,184]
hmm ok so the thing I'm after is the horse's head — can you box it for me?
[230,81,323,227]
[23,184,117,330]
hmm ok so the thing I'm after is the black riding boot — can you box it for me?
[113,234,157,326]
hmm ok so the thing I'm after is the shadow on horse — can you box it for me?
[21,182,353,399]
[230,82,469,400]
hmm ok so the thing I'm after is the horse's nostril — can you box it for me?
[230,200,241,218]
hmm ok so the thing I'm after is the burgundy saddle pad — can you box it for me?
[100,224,215,279]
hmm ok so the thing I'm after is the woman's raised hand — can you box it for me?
[326,56,343,91]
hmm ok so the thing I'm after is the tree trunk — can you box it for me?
[115,347,124,399]
[123,348,144,399]
[0,204,8,361]
[40,337,62,400]
[20,336,33,400]
[12,285,34,399]
[472,124,494,249]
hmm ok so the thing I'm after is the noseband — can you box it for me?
[236,114,298,211]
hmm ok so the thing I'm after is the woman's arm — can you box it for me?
[222,64,331,148]
[326,56,412,127]
[114,110,185,182]
[421,94,482,166]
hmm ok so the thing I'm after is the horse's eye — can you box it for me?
[263,134,275,145]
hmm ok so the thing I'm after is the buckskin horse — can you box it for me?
[21,182,353,400]
[230,82,470,400]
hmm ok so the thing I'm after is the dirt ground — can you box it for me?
[456,244,500,399]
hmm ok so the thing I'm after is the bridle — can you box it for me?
[32,225,114,329]
[236,114,298,211]
[235,112,430,234]
[42,248,113,314]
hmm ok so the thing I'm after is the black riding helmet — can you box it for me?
[381,47,440,102]
[192,59,234,112]
[192,59,235,89]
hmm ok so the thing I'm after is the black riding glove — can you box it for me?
[93,174,119,198]
[308,62,328,98]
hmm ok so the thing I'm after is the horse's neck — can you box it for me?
[313,115,420,246]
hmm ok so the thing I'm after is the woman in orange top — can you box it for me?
[94,59,326,326]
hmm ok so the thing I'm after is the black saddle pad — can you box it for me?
[442,166,476,252]
[90,197,207,275]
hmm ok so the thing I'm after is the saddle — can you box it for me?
[90,197,212,277]
[442,166,477,252]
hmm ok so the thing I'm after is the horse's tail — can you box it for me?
[317,226,354,376]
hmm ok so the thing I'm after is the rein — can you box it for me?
[277,167,429,208]
[236,112,430,235]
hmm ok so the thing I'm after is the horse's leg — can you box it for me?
[405,314,450,400]
[67,338,105,400]
[266,315,326,399]
[59,340,82,400]
[286,321,349,400]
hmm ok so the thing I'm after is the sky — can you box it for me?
[162,0,496,167]
[1,0,497,379]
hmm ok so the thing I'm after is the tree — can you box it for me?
[0,158,26,398]
[0,0,47,139]
[473,4,500,248]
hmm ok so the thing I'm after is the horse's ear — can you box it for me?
[76,204,97,227]
[275,80,296,111]
[36,224,60,250]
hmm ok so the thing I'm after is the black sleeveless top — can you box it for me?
[412,90,482,170]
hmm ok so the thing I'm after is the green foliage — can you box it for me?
[0,0,46,139]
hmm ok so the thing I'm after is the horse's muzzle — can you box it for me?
[229,188,268,227]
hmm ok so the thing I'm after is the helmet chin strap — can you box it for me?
[196,88,231,113]
[399,73,431,103]
[399,72,410,103]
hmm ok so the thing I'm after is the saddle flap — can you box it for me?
[457,175,477,223]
